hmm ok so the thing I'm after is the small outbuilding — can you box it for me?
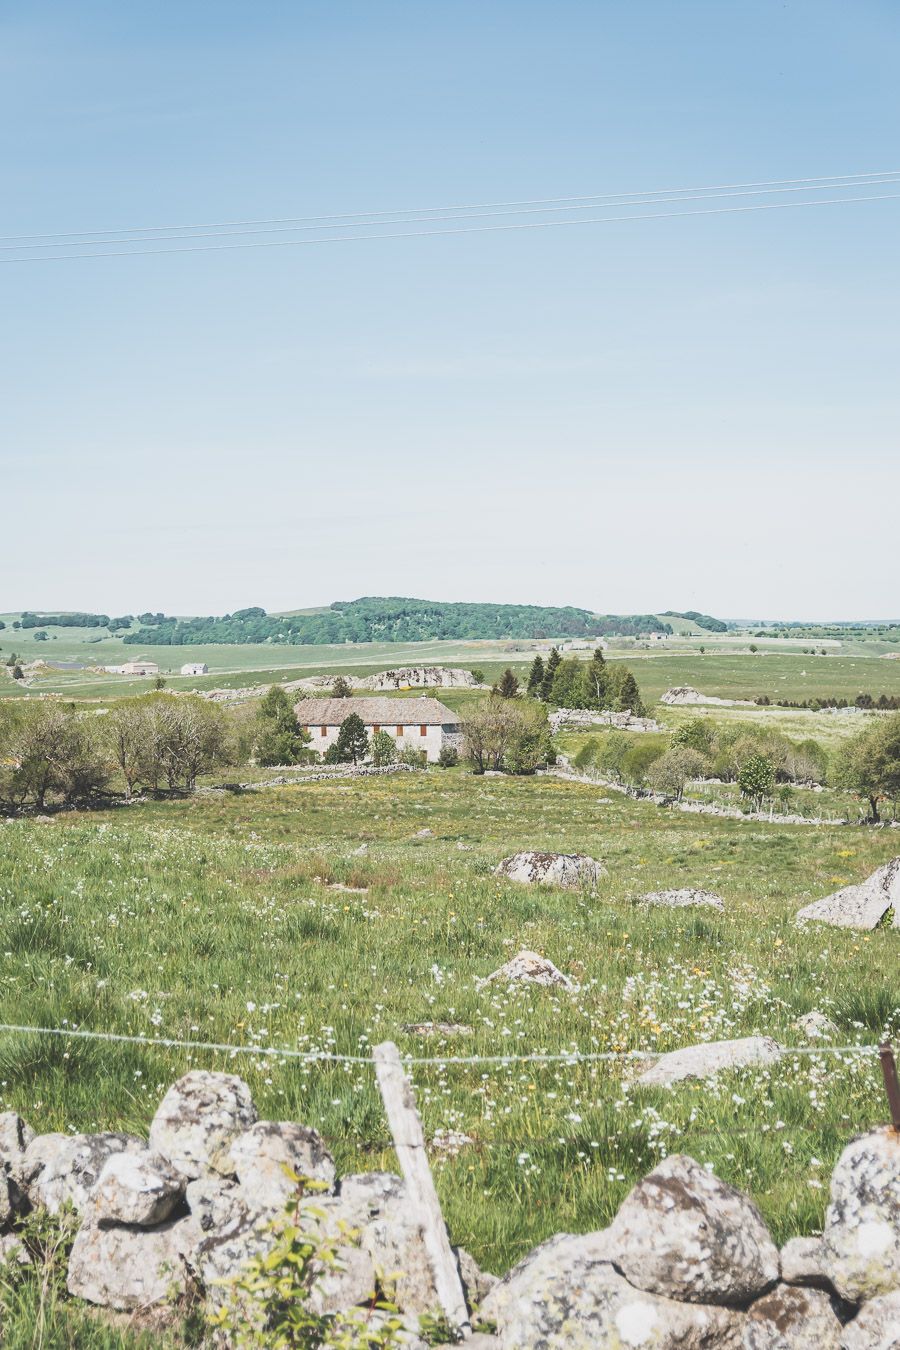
[120,660,159,676]
[181,662,209,676]
[294,696,462,764]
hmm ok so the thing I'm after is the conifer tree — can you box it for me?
[494,668,520,698]
[540,647,561,700]
[526,655,545,696]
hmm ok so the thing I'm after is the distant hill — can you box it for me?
[101,597,675,646]
[660,610,729,634]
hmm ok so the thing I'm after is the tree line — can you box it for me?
[522,648,646,714]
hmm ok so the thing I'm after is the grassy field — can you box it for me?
[2,771,898,1296]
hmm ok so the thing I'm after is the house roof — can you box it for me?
[294,696,460,726]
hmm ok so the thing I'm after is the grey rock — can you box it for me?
[184,1175,245,1236]
[481,1234,742,1349]
[494,851,606,889]
[352,843,369,856]
[608,1154,779,1306]
[636,1036,783,1088]
[307,1244,376,1315]
[743,1285,841,1349]
[228,1120,335,1217]
[23,1132,145,1215]
[195,1210,279,1314]
[639,888,725,912]
[780,1235,832,1288]
[840,1291,900,1349]
[402,1021,474,1038]
[360,1200,439,1313]
[67,1213,198,1309]
[794,1011,840,1041]
[415,828,434,838]
[0,1113,36,1219]
[823,1126,900,1303]
[477,949,576,990]
[0,1232,31,1267]
[796,859,900,930]
[149,1070,257,1179]
[90,1150,185,1227]
[456,1245,497,1307]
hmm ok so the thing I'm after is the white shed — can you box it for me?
[181,662,209,676]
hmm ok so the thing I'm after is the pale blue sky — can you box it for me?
[2,1,898,619]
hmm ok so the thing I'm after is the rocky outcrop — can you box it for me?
[549,708,662,733]
[477,950,576,990]
[494,851,606,888]
[661,687,754,707]
[796,860,900,930]
[635,1036,783,1088]
[639,888,725,912]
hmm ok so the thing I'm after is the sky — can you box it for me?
[2,1,898,621]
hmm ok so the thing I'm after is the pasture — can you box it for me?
[2,768,898,1288]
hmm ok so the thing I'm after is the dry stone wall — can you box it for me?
[0,1070,899,1347]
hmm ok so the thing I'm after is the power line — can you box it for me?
[2,190,897,265]
[5,176,899,254]
[2,168,896,244]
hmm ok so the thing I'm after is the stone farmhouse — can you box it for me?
[294,696,462,763]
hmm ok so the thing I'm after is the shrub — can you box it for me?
[398,745,427,767]
[738,754,775,809]
[437,744,458,768]
[646,746,706,800]
[331,677,353,699]
[371,730,396,767]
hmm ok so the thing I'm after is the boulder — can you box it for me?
[477,950,575,990]
[840,1291,900,1349]
[794,1011,840,1041]
[0,1232,30,1267]
[0,1112,35,1178]
[822,1126,900,1303]
[635,1037,782,1088]
[479,1233,742,1349]
[780,1235,832,1289]
[149,1070,257,1179]
[184,1175,245,1236]
[22,1132,145,1215]
[743,1285,841,1349]
[796,860,900,930]
[90,1150,185,1227]
[456,1245,497,1307]
[639,889,725,912]
[607,1155,779,1306]
[67,1212,198,1309]
[195,1210,279,1313]
[401,1022,474,1038]
[494,851,606,889]
[228,1120,336,1215]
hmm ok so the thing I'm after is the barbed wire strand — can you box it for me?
[0,1022,883,1066]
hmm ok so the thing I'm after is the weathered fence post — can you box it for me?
[879,1041,900,1132]
[373,1041,471,1337]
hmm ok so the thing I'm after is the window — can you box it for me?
[301,726,308,734]
[320,726,327,737]
[373,724,380,733]
[420,724,427,736]
[396,725,404,736]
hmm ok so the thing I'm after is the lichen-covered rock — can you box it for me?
[822,1127,900,1303]
[228,1120,335,1215]
[477,950,575,990]
[794,1011,840,1041]
[306,1245,376,1315]
[639,889,725,912]
[149,1071,257,1179]
[796,859,900,930]
[0,1115,32,1222]
[480,1235,742,1349]
[0,1232,31,1267]
[195,1210,279,1313]
[456,1245,497,1308]
[67,1213,198,1309]
[635,1037,782,1088]
[494,851,606,889]
[840,1290,900,1350]
[22,1132,145,1215]
[780,1235,832,1289]
[90,1150,185,1227]
[743,1285,841,1349]
[184,1175,245,1236]
[608,1155,779,1306]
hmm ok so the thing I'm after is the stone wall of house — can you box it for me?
[2,1069,898,1346]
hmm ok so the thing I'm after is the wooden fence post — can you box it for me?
[373,1041,471,1337]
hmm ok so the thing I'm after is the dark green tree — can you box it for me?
[540,648,561,700]
[583,648,608,709]
[333,712,369,765]
[493,668,520,699]
[331,676,353,698]
[526,655,545,696]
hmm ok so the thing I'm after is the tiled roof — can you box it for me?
[294,696,460,726]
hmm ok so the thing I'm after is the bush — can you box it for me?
[371,730,396,767]
[646,746,706,800]
[437,744,458,768]
[398,745,427,767]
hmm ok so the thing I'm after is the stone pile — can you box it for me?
[1,1071,899,1348]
